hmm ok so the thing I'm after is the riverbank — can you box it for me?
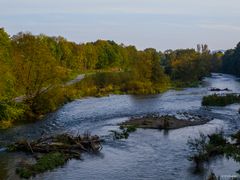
[0,72,235,131]
[0,71,213,130]
[0,71,172,129]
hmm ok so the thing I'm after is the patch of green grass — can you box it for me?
[16,152,67,179]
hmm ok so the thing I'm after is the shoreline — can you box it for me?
[0,72,209,130]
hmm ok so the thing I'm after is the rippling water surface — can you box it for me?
[0,73,240,180]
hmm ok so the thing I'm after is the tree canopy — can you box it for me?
[0,28,236,127]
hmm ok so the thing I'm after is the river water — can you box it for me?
[0,73,240,180]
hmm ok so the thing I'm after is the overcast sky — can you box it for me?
[1,0,240,51]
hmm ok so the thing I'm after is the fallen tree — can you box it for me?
[8,133,102,155]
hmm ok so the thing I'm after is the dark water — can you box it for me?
[0,73,240,180]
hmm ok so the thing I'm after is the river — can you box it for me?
[0,73,240,180]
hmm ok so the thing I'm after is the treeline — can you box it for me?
[162,48,213,86]
[222,42,240,76]
[0,28,223,127]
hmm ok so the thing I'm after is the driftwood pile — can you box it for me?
[210,88,231,92]
[8,133,102,158]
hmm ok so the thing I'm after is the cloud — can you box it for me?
[199,23,240,31]
[0,0,239,17]
[1,0,240,50]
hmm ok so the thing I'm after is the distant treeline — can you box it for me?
[222,43,240,76]
[0,28,237,127]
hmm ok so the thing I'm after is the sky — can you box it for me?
[0,0,240,51]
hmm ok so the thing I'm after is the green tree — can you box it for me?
[0,28,14,100]
[222,42,240,76]
[12,33,61,112]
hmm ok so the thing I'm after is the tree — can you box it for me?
[144,48,168,84]
[12,33,61,112]
[210,52,223,72]
[168,49,210,83]
[222,42,240,76]
[0,28,14,100]
[81,43,98,70]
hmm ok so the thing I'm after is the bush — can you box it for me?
[231,131,240,144]
[0,102,25,128]
[202,94,240,106]
[208,133,227,146]
[111,125,137,140]
[28,85,78,116]
[16,152,67,179]
[188,132,228,169]
[188,130,240,174]
[75,72,170,96]
[125,125,137,133]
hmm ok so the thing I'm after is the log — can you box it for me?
[8,133,102,156]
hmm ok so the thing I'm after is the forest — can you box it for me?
[0,28,237,128]
[221,42,240,76]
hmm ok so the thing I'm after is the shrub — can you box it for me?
[0,102,25,128]
[187,132,228,169]
[16,152,67,179]
[202,94,240,106]
[208,133,226,146]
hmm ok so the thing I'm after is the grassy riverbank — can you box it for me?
[0,71,171,129]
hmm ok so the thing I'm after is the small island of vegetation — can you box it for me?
[202,94,240,106]
[188,130,240,175]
